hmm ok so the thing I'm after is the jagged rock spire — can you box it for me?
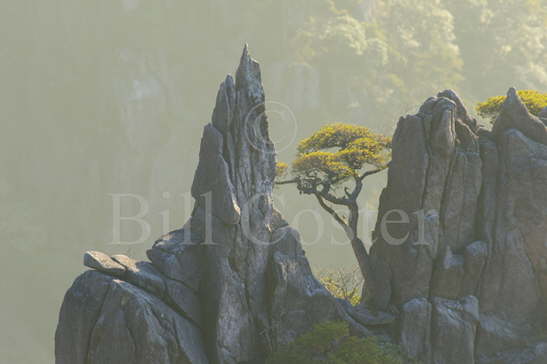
[190,45,340,364]
[56,46,344,364]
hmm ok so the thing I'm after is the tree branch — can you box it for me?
[275,178,300,185]
[314,193,354,239]
[359,167,385,181]
[317,182,352,206]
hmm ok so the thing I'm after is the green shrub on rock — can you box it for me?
[266,321,407,364]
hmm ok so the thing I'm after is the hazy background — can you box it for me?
[1,0,545,362]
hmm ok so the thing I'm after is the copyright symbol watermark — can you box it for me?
[244,101,298,154]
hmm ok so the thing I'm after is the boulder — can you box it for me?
[55,271,208,364]
[431,296,479,364]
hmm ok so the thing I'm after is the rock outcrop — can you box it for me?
[367,88,547,364]
[56,48,547,364]
[55,47,347,364]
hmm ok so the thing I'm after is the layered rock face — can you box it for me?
[367,88,547,364]
[55,48,345,364]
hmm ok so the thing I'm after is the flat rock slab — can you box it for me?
[83,250,125,276]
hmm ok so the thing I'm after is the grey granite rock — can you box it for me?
[431,296,479,364]
[400,297,432,362]
[539,106,547,123]
[347,305,396,326]
[492,88,547,145]
[478,341,547,364]
[476,314,530,356]
[56,53,547,364]
[55,271,208,364]
[56,47,343,364]
[431,247,465,299]
[83,250,125,276]
[147,228,201,292]
[368,88,547,364]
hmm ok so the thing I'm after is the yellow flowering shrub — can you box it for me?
[276,162,289,178]
[318,268,363,306]
[476,90,547,122]
[292,123,391,183]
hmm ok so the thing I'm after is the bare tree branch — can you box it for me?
[275,178,300,185]
[317,183,352,206]
[314,193,354,239]
[359,167,385,181]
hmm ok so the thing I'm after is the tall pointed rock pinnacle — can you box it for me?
[56,46,344,364]
[188,45,345,364]
[162,46,343,364]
